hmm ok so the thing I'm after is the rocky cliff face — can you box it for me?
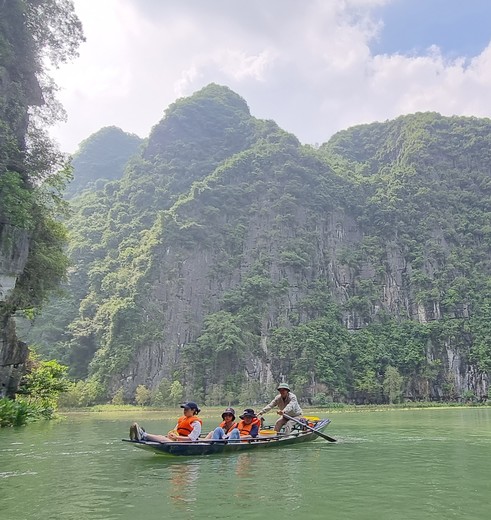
[0,1,41,397]
[0,223,30,397]
[113,113,487,402]
[0,224,30,302]
[24,87,491,403]
[0,313,29,398]
[118,110,490,401]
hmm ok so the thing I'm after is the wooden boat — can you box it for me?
[122,418,332,456]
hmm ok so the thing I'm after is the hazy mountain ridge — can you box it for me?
[66,126,142,198]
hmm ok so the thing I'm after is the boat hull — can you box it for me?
[123,419,331,456]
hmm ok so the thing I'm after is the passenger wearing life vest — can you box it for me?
[207,407,239,440]
[233,409,260,439]
[243,408,263,429]
[129,401,202,442]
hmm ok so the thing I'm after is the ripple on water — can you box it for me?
[0,471,38,479]
[58,450,103,456]
[338,435,372,442]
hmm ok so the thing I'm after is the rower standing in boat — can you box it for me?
[129,401,202,442]
[256,383,302,434]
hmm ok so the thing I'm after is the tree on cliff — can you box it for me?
[1,0,84,310]
[0,0,83,413]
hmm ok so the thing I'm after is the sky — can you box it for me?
[50,0,491,153]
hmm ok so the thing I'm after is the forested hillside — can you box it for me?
[66,126,142,198]
[24,85,491,405]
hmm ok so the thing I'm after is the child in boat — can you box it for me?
[130,401,202,442]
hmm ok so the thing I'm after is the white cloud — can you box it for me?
[49,0,491,153]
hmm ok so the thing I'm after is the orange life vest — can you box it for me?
[237,419,255,437]
[219,420,238,433]
[176,415,203,436]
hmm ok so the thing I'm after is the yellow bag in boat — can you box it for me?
[259,429,276,435]
[303,415,320,422]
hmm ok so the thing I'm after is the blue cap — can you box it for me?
[180,401,200,413]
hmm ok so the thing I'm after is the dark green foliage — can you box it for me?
[1,0,83,314]
[144,83,258,168]
[268,317,350,397]
[0,357,69,426]
[10,215,70,310]
[0,172,35,228]
[0,398,33,427]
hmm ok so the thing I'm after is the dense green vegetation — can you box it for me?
[318,114,491,402]
[0,356,69,426]
[3,3,489,420]
[22,89,491,407]
[0,1,83,423]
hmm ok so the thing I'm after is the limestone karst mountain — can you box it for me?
[24,86,491,404]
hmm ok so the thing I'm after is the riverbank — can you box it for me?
[59,400,490,417]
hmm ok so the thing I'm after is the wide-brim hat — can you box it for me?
[277,383,291,391]
[221,407,236,419]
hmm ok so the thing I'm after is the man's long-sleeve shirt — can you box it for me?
[259,392,303,417]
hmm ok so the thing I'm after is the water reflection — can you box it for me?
[157,453,261,514]
[235,452,253,479]
[168,462,200,505]
[233,453,255,501]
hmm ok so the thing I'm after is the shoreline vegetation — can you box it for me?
[4,399,488,428]
[59,401,491,416]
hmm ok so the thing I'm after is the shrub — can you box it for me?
[312,393,331,406]
[58,379,104,408]
[111,387,125,405]
[0,398,32,427]
[135,385,151,406]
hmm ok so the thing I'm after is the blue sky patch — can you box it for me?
[371,0,491,58]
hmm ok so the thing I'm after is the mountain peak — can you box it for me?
[68,126,142,197]
[144,84,254,161]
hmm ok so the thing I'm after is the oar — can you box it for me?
[283,413,337,442]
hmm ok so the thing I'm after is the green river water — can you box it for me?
[1,407,490,520]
